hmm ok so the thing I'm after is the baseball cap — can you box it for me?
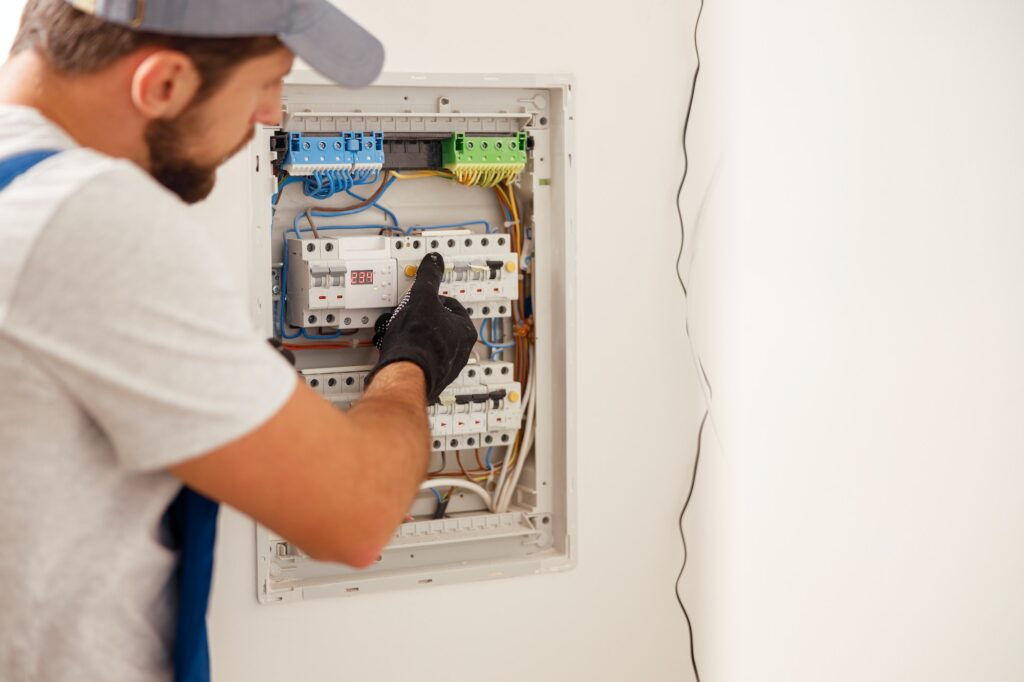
[66,0,384,88]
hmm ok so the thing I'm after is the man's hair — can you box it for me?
[11,0,282,102]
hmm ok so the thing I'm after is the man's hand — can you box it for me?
[368,252,477,402]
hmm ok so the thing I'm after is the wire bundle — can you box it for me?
[302,168,379,200]
[275,163,538,517]
[451,166,522,188]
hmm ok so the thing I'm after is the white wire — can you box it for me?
[497,377,536,511]
[495,349,538,512]
[420,478,492,509]
[489,358,535,511]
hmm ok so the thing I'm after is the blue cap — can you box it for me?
[66,0,384,88]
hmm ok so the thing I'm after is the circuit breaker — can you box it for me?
[248,72,575,602]
[285,232,519,330]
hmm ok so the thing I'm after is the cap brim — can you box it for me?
[279,2,384,88]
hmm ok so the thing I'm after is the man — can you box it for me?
[0,0,476,680]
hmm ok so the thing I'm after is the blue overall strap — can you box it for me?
[0,148,219,682]
[0,149,60,191]
[163,488,220,682]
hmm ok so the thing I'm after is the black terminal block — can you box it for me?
[382,139,443,170]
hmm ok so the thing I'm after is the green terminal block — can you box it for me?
[441,132,528,177]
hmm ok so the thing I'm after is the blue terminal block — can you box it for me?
[350,131,384,170]
[281,132,385,176]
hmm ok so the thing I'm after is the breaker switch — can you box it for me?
[489,389,507,409]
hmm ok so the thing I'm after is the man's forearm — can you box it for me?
[343,361,431,540]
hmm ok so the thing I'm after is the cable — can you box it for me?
[675,2,706,681]
[405,220,492,235]
[677,409,707,682]
[431,452,448,475]
[420,478,492,509]
[479,318,515,351]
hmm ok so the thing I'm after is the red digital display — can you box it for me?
[350,269,374,285]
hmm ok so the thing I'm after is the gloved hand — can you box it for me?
[367,252,477,402]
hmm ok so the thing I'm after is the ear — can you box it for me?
[130,51,202,120]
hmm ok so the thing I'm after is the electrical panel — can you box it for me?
[248,72,575,602]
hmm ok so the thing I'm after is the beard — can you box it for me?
[145,106,255,205]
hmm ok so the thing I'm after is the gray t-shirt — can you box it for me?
[0,106,297,681]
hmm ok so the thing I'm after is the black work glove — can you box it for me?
[367,252,477,402]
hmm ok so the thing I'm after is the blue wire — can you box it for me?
[430,487,444,504]
[301,328,343,340]
[485,448,494,470]
[479,318,515,350]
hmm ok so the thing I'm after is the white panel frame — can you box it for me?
[246,72,577,602]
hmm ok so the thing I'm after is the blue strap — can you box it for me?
[163,489,220,682]
[0,149,60,192]
[0,148,219,682]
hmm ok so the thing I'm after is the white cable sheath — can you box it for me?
[490,358,535,511]
[496,349,538,512]
[420,478,492,509]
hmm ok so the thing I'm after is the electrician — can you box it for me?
[0,1,476,681]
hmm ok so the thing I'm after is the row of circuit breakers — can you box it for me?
[274,130,529,455]
[277,131,526,331]
[303,360,523,454]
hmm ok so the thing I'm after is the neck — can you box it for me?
[0,51,150,169]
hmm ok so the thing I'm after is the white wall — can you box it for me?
[692,1,1024,680]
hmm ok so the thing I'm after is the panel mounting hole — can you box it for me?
[538,116,548,126]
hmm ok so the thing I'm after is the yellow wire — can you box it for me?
[392,170,455,181]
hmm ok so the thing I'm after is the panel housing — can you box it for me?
[247,72,576,603]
